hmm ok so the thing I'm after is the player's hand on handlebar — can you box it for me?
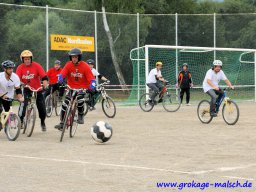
[105,80,110,84]
[17,94,24,102]
[214,87,220,91]
[229,86,234,90]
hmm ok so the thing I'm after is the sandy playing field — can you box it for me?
[0,102,255,192]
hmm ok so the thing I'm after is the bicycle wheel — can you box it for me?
[197,100,213,124]
[162,93,181,112]
[5,114,21,141]
[55,95,62,116]
[222,100,239,125]
[45,95,53,117]
[139,93,154,112]
[24,104,36,137]
[70,104,78,138]
[102,96,116,118]
[83,102,89,116]
[60,106,71,142]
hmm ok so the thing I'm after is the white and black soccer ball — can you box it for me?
[91,121,113,143]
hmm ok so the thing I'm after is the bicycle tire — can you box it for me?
[222,100,239,125]
[102,96,116,118]
[197,100,213,124]
[45,95,53,117]
[70,103,78,138]
[162,93,181,112]
[5,114,21,141]
[24,104,36,137]
[83,102,89,116]
[139,93,154,112]
[55,95,62,116]
[60,106,71,142]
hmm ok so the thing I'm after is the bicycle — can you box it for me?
[22,85,42,137]
[197,88,239,125]
[84,81,116,118]
[0,95,21,141]
[139,81,181,112]
[60,86,86,142]
[45,84,65,117]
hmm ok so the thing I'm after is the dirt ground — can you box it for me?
[0,102,255,192]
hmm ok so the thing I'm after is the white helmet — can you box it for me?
[213,60,223,66]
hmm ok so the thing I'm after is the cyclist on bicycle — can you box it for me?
[87,59,109,110]
[146,61,166,104]
[0,60,23,116]
[16,50,48,131]
[44,60,65,100]
[203,60,234,117]
[54,48,95,130]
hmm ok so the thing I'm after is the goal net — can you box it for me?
[129,45,256,103]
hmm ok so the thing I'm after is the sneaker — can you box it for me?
[210,112,217,117]
[89,106,96,111]
[54,122,63,130]
[47,107,51,114]
[148,99,154,106]
[186,103,191,106]
[41,122,46,132]
[20,120,24,129]
[77,114,84,124]
[158,98,163,103]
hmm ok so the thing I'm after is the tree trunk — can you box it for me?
[102,4,128,91]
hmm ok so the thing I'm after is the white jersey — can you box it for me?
[146,68,162,84]
[0,72,21,99]
[203,69,227,93]
[91,68,100,77]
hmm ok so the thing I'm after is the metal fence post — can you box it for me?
[46,5,49,71]
[94,10,98,84]
[137,13,140,100]
[214,13,216,60]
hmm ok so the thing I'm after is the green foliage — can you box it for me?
[1,0,256,84]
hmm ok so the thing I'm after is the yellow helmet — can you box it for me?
[20,50,33,61]
[156,61,163,66]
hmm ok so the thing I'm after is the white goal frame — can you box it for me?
[130,45,256,101]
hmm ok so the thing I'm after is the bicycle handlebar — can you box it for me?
[66,85,86,92]
[0,92,8,98]
[3,97,22,102]
[97,81,110,89]
[22,84,43,92]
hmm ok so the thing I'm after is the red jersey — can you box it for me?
[61,61,94,89]
[16,61,47,89]
[47,67,63,84]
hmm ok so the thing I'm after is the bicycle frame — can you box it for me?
[215,89,230,113]
[0,110,11,128]
[63,86,85,127]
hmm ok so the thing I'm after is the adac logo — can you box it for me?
[54,37,67,43]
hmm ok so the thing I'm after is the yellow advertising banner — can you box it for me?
[50,34,95,52]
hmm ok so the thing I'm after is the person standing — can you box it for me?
[177,63,193,106]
